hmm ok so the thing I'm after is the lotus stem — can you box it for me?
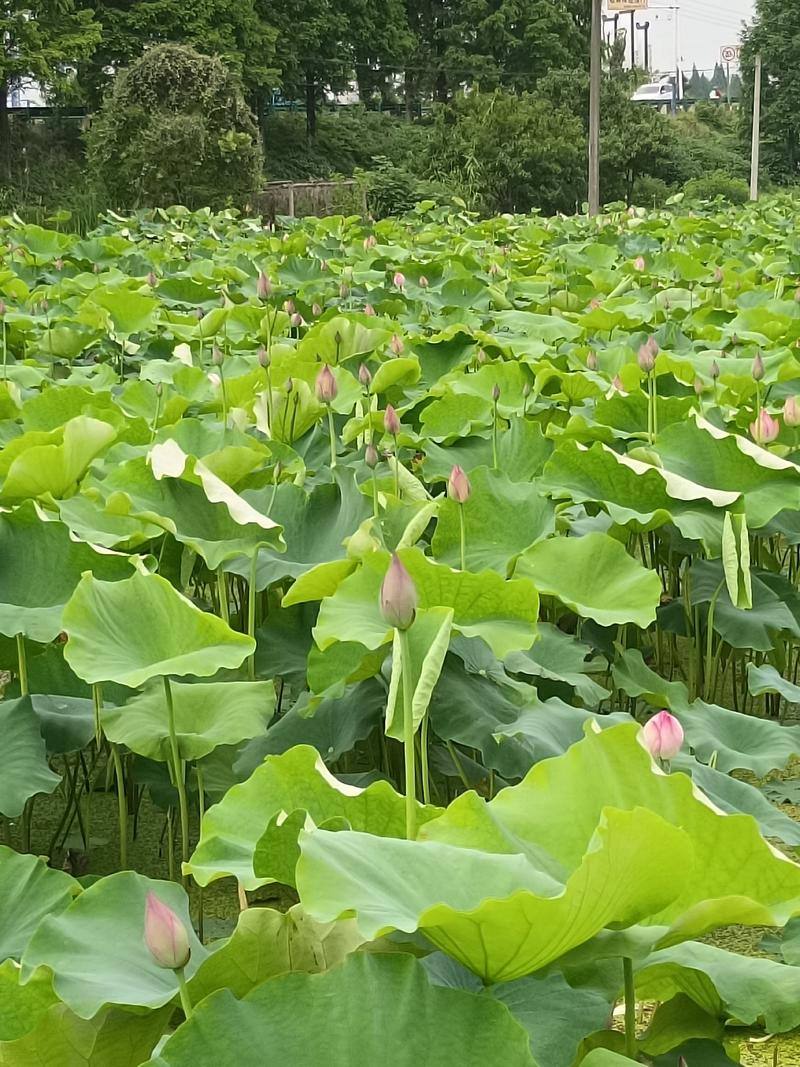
[420,714,431,805]
[217,570,229,625]
[163,677,189,885]
[399,629,417,840]
[492,399,499,468]
[247,553,258,681]
[623,957,637,1059]
[704,580,725,703]
[393,433,400,497]
[327,404,337,467]
[458,505,466,571]
[16,633,28,696]
[176,966,193,1019]
[371,467,379,519]
[110,743,128,870]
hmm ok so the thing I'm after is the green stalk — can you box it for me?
[623,957,637,1060]
[326,405,337,467]
[392,433,400,497]
[2,318,7,380]
[176,967,193,1019]
[217,570,229,624]
[110,743,128,870]
[399,629,417,840]
[492,399,499,468]
[247,553,258,681]
[219,368,228,433]
[419,714,431,805]
[16,633,28,696]
[371,467,379,519]
[704,580,725,702]
[458,504,466,571]
[652,373,659,439]
[149,388,162,443]
[163,677,189,885]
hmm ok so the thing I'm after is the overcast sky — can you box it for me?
[606,1,755,76]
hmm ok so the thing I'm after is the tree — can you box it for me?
[741,0,800,182]
[86,43,263,209]
[0,0,100,177]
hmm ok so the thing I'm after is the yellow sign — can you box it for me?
[607,0,648,10]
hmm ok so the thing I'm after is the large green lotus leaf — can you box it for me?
[297,805,690,982]
[295,315,393,365]
[422,419,552,484]
[185,744,441,890]
[57,492,165,549]
[1,417,116,501]
[747,661,800,703]
[101,681,275,762]
[314,548,539,659]
[0,697,61,817]
[635,940,800,1034]
[0,502,132,642]
[0,846,78,960]
[149,954,536,1067]
[689,559,800,652]
[431,467,554,574]
[539,441,728,549]
[515,533,662,628]
[89,287,158,336]
[0,959,57,1040]
[492,309,583,344]
[20,385,120,432]
[385,606,453,739]
[30,693,96,754]
[613,650,800,775]
[230,470,371,588]
[21,872,207,1018]
[504,622,610,706]
[188,904,366,1003]
[655,415,800,528]
[62,571,255,687]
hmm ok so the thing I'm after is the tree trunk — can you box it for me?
[305,77,317,140]
[0,79,11,182]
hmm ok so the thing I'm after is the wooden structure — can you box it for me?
[254,179,367,219]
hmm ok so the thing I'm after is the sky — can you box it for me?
[605,0,755,77]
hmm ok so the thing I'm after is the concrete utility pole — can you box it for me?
[637,20,650,71]
[750,53,762,200]
[589,0,602,216]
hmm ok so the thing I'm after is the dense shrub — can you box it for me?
[86,44,263,210]
[683,171,751,204]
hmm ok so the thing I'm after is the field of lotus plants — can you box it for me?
[3,196,800,1064]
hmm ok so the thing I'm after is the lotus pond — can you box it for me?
[4,199,800,1064]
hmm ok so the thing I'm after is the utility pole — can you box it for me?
[750,53,762,201]
[588,0,602,216]
[630,11,636,68]
[637,20,650,71]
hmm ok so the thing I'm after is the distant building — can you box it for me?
[8,78,46,108]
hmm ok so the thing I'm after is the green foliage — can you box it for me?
[684,172,751,205]
[85,44,263,210]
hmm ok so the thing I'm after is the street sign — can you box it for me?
[721,44,742,62]
[608,0,648,9]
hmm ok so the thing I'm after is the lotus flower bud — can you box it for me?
[365,443,379,468]
[384,404,400,436]
[144,892,191,971]
[0,300,7,318]
[393,271,405,290]
[633,256,646,273]
[290,312,304,328]
[751,409,780,445]
[713,266,724,284]
[211,345,224,367]
[642,710,684,761]
[694,377,704,396]
[419,275,430,289]
[589,297,602,310]
[155,382,163,397]
[448,465,471,504]
[492,384,501,403]
[194,307,204,320]
[785,396,800,427]
[586,352,598,371]
[364,303,376,317]
[752,352,765,381]
[315,364,337,404]
[146,271,157,287]
[611,374,627,395]
[710,360,720,381]
[488,262,500,276]
[258,345,270,368]
[312,302,323,318]
[522,382,531,399]
[55,258,64,272]
[257,271,271,300]
[283,299,295,315]
[285,377,293,394]
[637,343,655,374]
[379,553,417,631]
[477,349,487,365]
[390,334,404,356]
[339,283,349,299]
[358,363,372,387]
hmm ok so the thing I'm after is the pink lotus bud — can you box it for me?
[211,345,224,367]
[785,396,800,427]
[315,364,337,404]
[448,465,471,504]
[146,271,157,287]
[393,271,405,290]
[751,409,780,445]
[312,302,322,318]
[713,266,724,284]
[488,262,500,276]
[492,384,501,403]
[633,256,646,272]
[694,377,704,396]
[364,303,376,317]
[257,271,271,300]
[476,349,487,365]
[144,892,191,971]
[637,343,655,374]
[365,443,379,468]
[339,283,349,299]
[379,553,417,631]
[610,374,627,396]
[390,334,404,356]
[363,235,377,251]
[384,404,400,436]
[55,258,64,272]
[258,345,270,368]
[589,298,602,310]
[419,275,429,288]
[358,363,372,387]
[0,300,7,317]
[290,312,304,328]
[642,710,684,761]
[752,352,765,381]
[587,352,598,371]
[283,299,295,315]
[710,360,720,380]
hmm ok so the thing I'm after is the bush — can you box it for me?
[358,157,454,218]
[86,44,263,210]
[683,170,751,204]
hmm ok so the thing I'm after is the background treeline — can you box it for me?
[0,0,793,222]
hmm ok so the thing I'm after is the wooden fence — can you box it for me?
[254,179,368,219]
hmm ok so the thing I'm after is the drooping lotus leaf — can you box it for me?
[0,501,132,642]
[185,744,442,890]
[0,959,57,1041]
[0,696,62,817]
[515,532,662,628]
[62,571,255,687]
[296,724,800,982]
[148,954,536,1067]
[101,681,275,762]
[747,661,800,704]
[0,846,78,960]
[21,872,207,1018]
[1,416,116,501]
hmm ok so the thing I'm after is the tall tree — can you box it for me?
[741,0,799,181]
[0,0,100,177]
